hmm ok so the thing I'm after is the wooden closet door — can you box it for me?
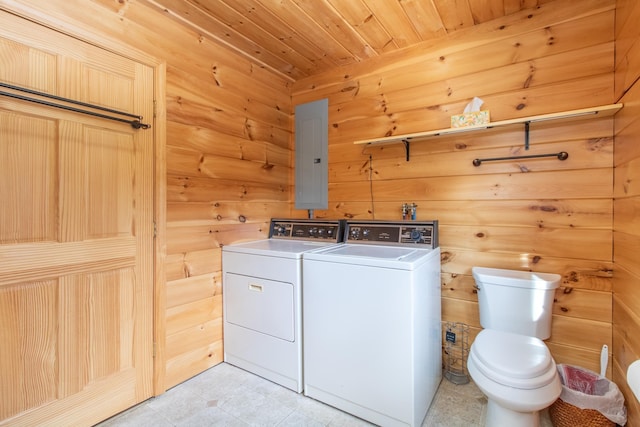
[0,10,154,426]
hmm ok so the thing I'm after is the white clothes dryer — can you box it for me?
[222,218,344,392]
[302,220,441,427]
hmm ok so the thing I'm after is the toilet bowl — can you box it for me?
[468,267,562,427]
[468,329,561,426]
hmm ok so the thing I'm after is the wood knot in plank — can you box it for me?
[211,66,221,86]
[341,85,358,93]
[565,271,578,283]
[587,137,611,151]
[440,251,454,263]
[529,204,558,212]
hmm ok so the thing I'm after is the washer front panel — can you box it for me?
[344,220,438,247]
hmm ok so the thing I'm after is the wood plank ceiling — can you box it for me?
[143,0,552,81]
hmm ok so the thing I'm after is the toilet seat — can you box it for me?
[470,329,557,390]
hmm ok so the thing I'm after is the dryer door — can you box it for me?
[225,273,295,341]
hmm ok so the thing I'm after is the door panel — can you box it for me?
[85,127,134,238]
[0,112,57,243]
[0,10,153,426]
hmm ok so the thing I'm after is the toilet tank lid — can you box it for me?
[472,267,561,290]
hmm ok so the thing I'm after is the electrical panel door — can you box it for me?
[294,98,328,209]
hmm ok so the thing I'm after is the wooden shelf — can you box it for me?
[353,104,623,146]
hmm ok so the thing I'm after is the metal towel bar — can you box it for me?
[472,151,568,166]
[0,81,151,129]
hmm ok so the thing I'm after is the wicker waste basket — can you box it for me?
[549,364,627,427]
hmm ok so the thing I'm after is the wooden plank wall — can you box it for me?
[8,2,640,419]
[614,0,640,424]
[292,0,617,377]
[3,0,294,392]
[123,2,294,389]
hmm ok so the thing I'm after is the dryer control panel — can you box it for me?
[269,219,344,242]
[345,220,438,248]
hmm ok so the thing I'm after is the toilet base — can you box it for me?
[485,399,540,427]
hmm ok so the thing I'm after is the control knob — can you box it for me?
[410,229,422,242]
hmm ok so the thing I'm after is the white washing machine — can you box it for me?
[222,218,344,392]
[303,220,441,427]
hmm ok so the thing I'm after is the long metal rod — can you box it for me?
[0,82,150,129]
[472,151,568,166]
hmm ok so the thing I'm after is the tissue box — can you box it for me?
[451,111,490,128]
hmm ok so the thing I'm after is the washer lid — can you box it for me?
[323,244,417,259]
[303,243,438,269]
[471,329,557,389]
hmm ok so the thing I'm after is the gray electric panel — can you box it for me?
[294,98,328,209]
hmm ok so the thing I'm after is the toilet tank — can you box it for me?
[472,267,561,339]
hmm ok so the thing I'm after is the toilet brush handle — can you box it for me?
[600,345,608,378]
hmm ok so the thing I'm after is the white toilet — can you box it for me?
[467,267,563,427]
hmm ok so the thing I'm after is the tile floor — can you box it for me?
[97,363,554,426]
